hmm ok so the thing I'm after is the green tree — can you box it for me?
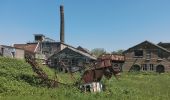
[112,49,124,55]
[91,48,106,57]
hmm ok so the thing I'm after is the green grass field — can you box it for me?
[0,57,170,100]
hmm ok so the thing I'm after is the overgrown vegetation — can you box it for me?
[0,57,170,100]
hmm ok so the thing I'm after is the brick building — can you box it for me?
[123,40,170,73]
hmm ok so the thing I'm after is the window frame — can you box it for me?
[146,50,151,59]
[149,64,154,71]
[134,50,143,58]
[142,64,147,71]
[158,49,163,59]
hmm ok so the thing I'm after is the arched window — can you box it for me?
[156,65,165,73]
[130,64,141,72]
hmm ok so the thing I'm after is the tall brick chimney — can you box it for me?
[60,5,65,43]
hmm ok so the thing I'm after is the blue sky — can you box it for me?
[0,0,170,52]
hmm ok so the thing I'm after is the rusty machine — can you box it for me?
[80,54,125,92]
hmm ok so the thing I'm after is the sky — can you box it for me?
[0,0,170,52]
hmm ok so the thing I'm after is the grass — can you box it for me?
[0,56,170,100]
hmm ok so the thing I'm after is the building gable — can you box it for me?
[123,40,170,72]
[49,47,96,60]
[124,40,170,54]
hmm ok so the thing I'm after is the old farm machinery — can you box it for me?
[80,54,125,92]
[25,54,70,88]
[25,55,59,87]
[25,54,125,92]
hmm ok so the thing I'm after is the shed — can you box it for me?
[48,47,97,72]
[0,45,25,59]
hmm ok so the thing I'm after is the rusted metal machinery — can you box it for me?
[25,55,59,88]
[25,54,77,88]
[82,54,125,83]
[80,54,125,92]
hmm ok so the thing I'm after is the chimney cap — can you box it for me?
[60,5,64,8]
[34,34,45,37]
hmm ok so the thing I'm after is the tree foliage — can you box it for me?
[111,49,124,55]
[91,48,106,57]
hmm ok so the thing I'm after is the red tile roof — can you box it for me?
[14,44,37,53]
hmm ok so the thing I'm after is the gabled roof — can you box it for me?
[49,46,97,60]
[124,40,170,53]
[158,42,170,48]
[77,46,91,54]
[67,47,97,60]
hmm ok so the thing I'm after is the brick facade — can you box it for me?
[123,41,170,72]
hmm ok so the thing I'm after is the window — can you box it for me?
[141,64,147,71]
[11,48,15,58]
[11,52,15,58]
[71,59,78,66]
[158,49,163,59]
[134,50,143,57]
[61,59,69,66]
[130,65,141,72]
[149,64,154,71]
[142,64,154,71]
[146,50,151,59]
[1,48,4,56]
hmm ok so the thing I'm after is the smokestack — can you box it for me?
[60,5,65,43]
